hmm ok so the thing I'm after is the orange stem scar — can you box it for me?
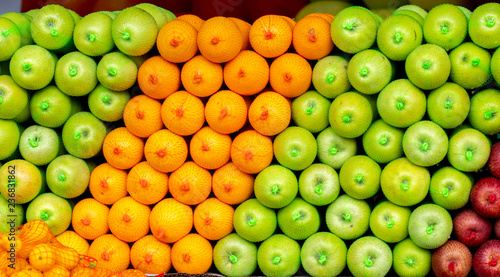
[284,72,292,82]
[201,143,210,151]
[145,254,153,263]
[264,30,275,40]
[81,217,91,226]
[170,39,180,47]
[136,110,144,119]
[183,254,190,262]
[308,29,317,42]
[123,214,131,223]
[156,148,167,157]
[260,109,269,120]
[139,179,148,188]
[113,147,121,155]
[150,74,158,84]
[219,107,228,120]
[181,182,190,191]
[101,252,110,261]
[193,70,202,84]
[176,107,184,117]
[211,37,220,45]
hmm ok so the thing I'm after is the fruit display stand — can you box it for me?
[2,0,500,276]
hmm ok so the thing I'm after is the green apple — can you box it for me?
[392,9,425,26]
[291,90,331,133]
[273,126,317,171]
[312,55,351,99]
[46,154,90,199]
[395,5,428,20]
[112,7,158,56]
[73,12,115,56]
[405,43,451,90]
[87,84,131,122]
[369,200,411,243]
[429,166,472,210]
[254,165,298,209]
[55,51,98,97]
[339,155,381,200]
[61,111,107,159]
[295,1,352,21]
[26,192,72,236]
[468,88,500,135]
[316,126,357,170]
[0,17,21,62]
[426,82,471,129]
[376,14,423,61]
[402,120,449,167]
[447,127,491,172]
[468,2,500,49]
[393,238,432,277]
[329,91,373,138]
[0,159,44,205]
[0,119,20,160]
[277,197,320,241]
[257,234,301,277]
[347,49,392,95]
[408,203,453,249]
[135,3,168,30]
[97,51,138,91]
[0,75,28,120]
[30,85,72,128]
[301,232,347,277]
[449,42,492,90]
[30,4,75,51]
[213,233,257,277]
[9,44,57,90]
[13,95,31,124]
[363,0,407,9]
[0,12,31,46]
[325,194,371,240]
[347,236,393,277]
[19,125,61,166]
[330,6,379,54]
[492,47,500,84]
[380,157,430,207]
[233,198,277,243]
[376,79,426,128]
[0,195,24,234]
[362,118,404,164]
[423,4,468,51]
[298,163,340,206]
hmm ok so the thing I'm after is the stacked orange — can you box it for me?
[66,11,336,275]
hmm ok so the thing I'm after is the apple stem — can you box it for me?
[291,149,299,157]
[0,97,2,104]
[101,95,110,103]
[442,187,449,197]
[489,257,498,266]
[467,231,477,241]
[394,32,402,43]
[108,67,117,76]
[379,136,388,145]
[69,67,78,77]
[364,257,373,267]
[400,180,409,191]
[441,24,449,34]
[355,174,363,184]
[421,142,429,152]
[1,30,8,36]
[326,72,335,84]
[40,211,49,221]
[489,194,496,204]
[486,17,496,28]
[88,33,96,42]
[359,68,368,77]
[406,258,414,266]
[229,254,238,264]
[329,146,338,155]
[58,173,66,181]
[318,254,327,265]
[465,150,474,161]
[448,261,456,272]
[444,100,453,109]
[40,102,49,110]
[426,224,434,235]
[74,131,81,140]
[50,27,58,37]
[472,58,480,67]
[315,183,323,195]
[343,212,351,222]
[396,100,405,110]
[343,115,351,123]
[28,138,38,148]
[422,61,431,69]
[342,22,355,31]
[247,218,256,227]
[306,103,314,115]
[292,212,302,221]
[272,185,280,195]
[121,32,130,40]
[484,111,494,119]
[272,256,281,265]
[23,63,31,72]
[387,220,394,228]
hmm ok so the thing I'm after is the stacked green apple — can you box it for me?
[220,3,500,277]
[0,3,175,237]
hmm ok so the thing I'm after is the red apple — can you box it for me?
[473,239,500,277]
[488,141,500,178]
[453,209,493,248]
[470,177,500,218]
[431,240,473,277]
[495,219,500,239]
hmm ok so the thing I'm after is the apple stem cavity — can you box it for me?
[426,224,434,235]
[448,261,456,272]
[400,179,409,191]
[486,17,496,28]
[69,66,78,77]
[466,150,474,161]
[272,185,280,195]
[466,231,477,241]
[58,173,66,181]
[229,254,238,264]
[343,115,351,123]
[406,258,415,266]
[442,187,450,197]
[394,32,402,43]
[421,141,429,152]
[318,254,327,265]
[0,97,2,104]
[396,100,405,110]
[355,174,364,184]
[39,102,49,110]
[329,146,338,155]
[315,183,323,195]
[326,72,335,84]
[291,149,299,157]
[342,21,355,31]
[108,67,117,76]
[101,95,110,103]
[272,256,281,265]
[472,58,481,67]
[489,257,498,266]
[247,218,256,227]
[379,136,388,145]
[88,33,96,42]
[40,211,49,221]
[489,194,497,204]
[484,111,495,119]
[364,257,373,267]
[359,68,368,77]
[292,212,303,221]
[440,23,450,34]
[23,63,31,72]
[121,32,131,40]
[422,61,431,69]
[343,212,352,222]
[445,99,453,109]
[306,103,315,115]
[28,138,39,148]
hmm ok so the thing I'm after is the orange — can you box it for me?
[130,235,171,274]
[292,15,334,60]
[88,234,130,273]
[171,234,212,274]
[102,127,144,170]
[269,53,312,98]
[69,267,105,277]
[161,90,205,136]
[230,129,274,174]
[204,90,248,134]
[248,90,291,136]
[193,198,234,241]
[180,55,223,98]
[56,231,89,256]
[29,244,56,272]
[71,198,109,241]
[176,14,205,31]
[197,16,243,63]
[149,198,193,244]
[305,13,335,24]
[42,265,70,277]
[190,126,232,170]
[126,161,168,205]
[249,14,293,58]
[212,162,255,205]
[223,50,270,96]
[123,95,164,138]
[169,161,212,206]
[89,163,128,205]
[11,269,43,277]
[108,196,151,243]
[119,269,146,277]
[144,129,188,173]
[157,19,198,63]
[228,17,251,50]
[137,55,181,100]
[53,245,81,271]
[281,16,296,29]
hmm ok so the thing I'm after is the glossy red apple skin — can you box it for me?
[495,219,500,239]
[473,239,500,277]
[488,142,500,178]
[453,209,493,248]
[431,240,473,277]
[470,177,500,218]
